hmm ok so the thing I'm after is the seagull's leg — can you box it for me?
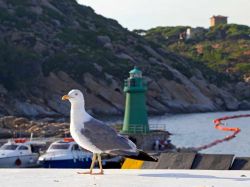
[91,154,104,175]
[89,153,97,173]
[77,153,96,174]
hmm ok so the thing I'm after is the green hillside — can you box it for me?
[144,24,250,80]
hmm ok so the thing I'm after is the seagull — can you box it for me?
[62,89,157,175]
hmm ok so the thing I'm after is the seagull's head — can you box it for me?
[62,89,84,104]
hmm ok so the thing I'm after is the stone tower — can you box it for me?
[210,15,228,27]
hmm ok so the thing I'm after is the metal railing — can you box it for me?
[128,124,148,134]
[127,123,167,134]
[149,124,167,131]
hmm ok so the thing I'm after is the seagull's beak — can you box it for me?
[62,95,70,101]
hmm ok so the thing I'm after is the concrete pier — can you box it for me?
[0,169,250,187]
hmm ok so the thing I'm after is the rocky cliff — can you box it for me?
[0,0,249,119]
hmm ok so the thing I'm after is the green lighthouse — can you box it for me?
[122,67,149,134]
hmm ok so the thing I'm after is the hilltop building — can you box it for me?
[210,15,228,27]
[133,29,147,36]
[186,27,206,40]
[179,27,206,41]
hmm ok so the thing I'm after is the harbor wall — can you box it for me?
[125,152,250,170]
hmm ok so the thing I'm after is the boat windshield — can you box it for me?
[49,144,70,150]
[0,144,18,150]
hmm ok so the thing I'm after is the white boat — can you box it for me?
[0,138,44,168]
[38,138,93,168]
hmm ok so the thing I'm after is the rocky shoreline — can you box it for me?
[1,74,250,119]
[0,116,70,139]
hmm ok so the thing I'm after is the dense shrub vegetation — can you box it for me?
[144,24,250,80]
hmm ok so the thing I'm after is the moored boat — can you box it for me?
[38,138,92,168]
[0,138,44,168]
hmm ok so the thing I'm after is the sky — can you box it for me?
[77,0,250,30]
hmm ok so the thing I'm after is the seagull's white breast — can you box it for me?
[69,101,102,153]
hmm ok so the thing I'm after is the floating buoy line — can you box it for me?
[192,114,250,151]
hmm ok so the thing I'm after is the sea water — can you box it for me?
[150,110,250,157]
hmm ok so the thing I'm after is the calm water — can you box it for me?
[150,110,250,157]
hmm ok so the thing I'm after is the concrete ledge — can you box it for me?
[141,160,158,169]
[155,152,196,169]
[231,157,250,170]
[126,153,250,170]
[192,154,234,170]
[0,169,250,187]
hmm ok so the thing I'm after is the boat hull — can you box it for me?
[0,155,39,168]
[39,159,92,168]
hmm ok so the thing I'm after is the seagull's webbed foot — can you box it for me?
[77,153,104,175]
[77,171,92,175]
[77,170,104,175]
[77,153,97,175]
[90,171,104,175]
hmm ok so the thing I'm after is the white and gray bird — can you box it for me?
[62,89,157,175]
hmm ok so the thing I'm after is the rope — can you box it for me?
[192,114,250,151]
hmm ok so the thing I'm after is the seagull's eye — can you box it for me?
[75,93,78,96]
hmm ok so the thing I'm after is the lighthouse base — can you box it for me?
[121,131,173,151]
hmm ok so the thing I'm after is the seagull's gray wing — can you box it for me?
[81,118,135,153]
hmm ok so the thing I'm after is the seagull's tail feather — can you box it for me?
[125,150,158,162]
[109,150,158,162]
